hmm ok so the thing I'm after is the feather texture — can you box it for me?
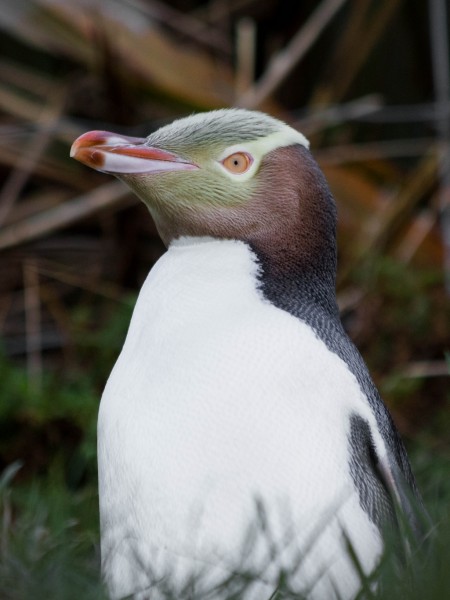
[98,238,384,599]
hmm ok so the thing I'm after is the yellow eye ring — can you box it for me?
[221,152,253,174]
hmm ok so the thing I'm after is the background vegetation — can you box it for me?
[0,0,449,597]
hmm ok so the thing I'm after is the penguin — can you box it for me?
[71,109,423,600]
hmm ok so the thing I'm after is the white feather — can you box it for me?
[98,238,383,599]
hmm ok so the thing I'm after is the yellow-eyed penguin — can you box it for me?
[71,110,423,599]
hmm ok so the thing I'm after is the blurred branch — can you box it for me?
[294,94,383,133]
[122,0,231,55]
[23,259,42,390]
[38,260,127,302]
[294,98,450,133]
[352,102,450,123]
[0,182,133,250]
[365,155,437,253]
[194,0,259,24]
[398,361,449,379]
[339,154,438,284]
[395,209,438,264]
[316,138,435,165]
[0,143,89,190]
[0,84,52,126]
[0,87,66,226]
[236,0,347,108]
[235,17,256,98]
[332,0,403,102]
[429,0,450,293]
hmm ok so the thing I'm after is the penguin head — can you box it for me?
[71,109,336,278]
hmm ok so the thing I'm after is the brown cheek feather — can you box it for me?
[129,145,336,286]
[245,145,338,315]
[247,145,337,279]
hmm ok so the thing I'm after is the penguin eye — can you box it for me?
[221,152,253,174]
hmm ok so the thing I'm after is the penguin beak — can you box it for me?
[70,131,199,175]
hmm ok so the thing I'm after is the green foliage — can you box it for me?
[0,352,94,425]
[0,295,136,487]
[0,296,138,597]
[362,256,441,345]
[0,353,98,485]
[70,295,136,387]
[0,464,106,600]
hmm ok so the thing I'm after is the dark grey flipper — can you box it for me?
[347,414,395,532]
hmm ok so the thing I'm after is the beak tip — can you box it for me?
[70,132,107,168]
[69,130,197,174]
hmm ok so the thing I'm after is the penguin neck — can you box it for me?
[167,236,339,324]
[251,241,340,322]
[245,143,340,320]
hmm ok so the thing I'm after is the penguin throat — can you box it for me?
[250,242,339,321]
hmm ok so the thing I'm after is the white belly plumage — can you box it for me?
[98,238,384,599]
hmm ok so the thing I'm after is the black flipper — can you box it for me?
[348,413,429,541]
[348,414,396,532]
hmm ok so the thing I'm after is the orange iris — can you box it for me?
[222,152,252,174]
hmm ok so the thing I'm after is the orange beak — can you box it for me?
[70,130,198,175]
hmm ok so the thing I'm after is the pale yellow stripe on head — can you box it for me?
[215,126,310,182]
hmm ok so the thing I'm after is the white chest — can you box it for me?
[98,238,382,599]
